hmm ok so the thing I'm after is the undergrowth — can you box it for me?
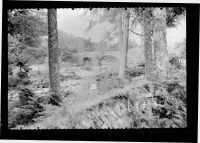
[8,87,43,128]
[128,81,186,128]
[10,62,186,129]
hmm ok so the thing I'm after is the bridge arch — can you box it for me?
[97,55,119,66]
[82,56,93,66]
[74,52,119,66]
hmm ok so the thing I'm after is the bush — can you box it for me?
[37,92,62,106]
[8,73,31,89]
[8,65,13,75]
[8,88,43,128]
[169,56,181,69]
[128,82,187,128]
[19,88,35,104]
[17,71,28,79]
[20,78,31,85]
[8,75,21,88]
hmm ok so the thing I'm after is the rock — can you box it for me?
[121,114,130,128]
[67,101,73,104]
[114,104,121,116]
[101,124,109,129]
[100,115,110,126]
[111,121,119,129]
[116,119,124,128]
[81,120,92,129]
[109,110,118,118]
[90,84,97,90]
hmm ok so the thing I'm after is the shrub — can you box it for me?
[128,81,186,128]
[8,75,21,88]
[8,65,13,75]
[42,82,49,88]
[17,71,28,79]
[20,78,31,85]
[8,74,31,89]
[37,92,62,106]
[8,88,43,128]
[19,88,35,104]
[169,56,181,69]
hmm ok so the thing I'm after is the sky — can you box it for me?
[57,9,112,41]
[57,8,186,49]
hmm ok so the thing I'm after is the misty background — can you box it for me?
[57,9,186,54]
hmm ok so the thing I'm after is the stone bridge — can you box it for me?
[74,51,120,66]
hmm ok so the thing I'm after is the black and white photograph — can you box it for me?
[1,0,199,142]
[7,6,188,130]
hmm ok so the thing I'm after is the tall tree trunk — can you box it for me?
[97,58,102,66]
[144,8,168,82]
[48,9,60,96]
[124,11,130,69]
[144,8,156,81]
[152,8,168,81]
[118,10,125,78]
[118,10,123,53]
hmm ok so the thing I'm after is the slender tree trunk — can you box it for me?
[97,58,102,66]
[118,11,123,52]
[124,11,130,69]
[119,11,130,78]
[118,10,125,78]
[48,9,60,96]
[144,8,168,82]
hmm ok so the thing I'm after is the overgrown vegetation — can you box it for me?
[8,8,186,129]
[8,87,43,128]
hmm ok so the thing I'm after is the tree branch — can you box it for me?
[85,10,98,32]
[129,29,143,36]
[101,26,117,42]
[133,10,143,24]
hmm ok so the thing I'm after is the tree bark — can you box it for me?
[97,58,102,66]
[118,10,124,78]
[144,8,156,81]
[144,8,168,82]
[48,9,61,96]
[119,10,129,78]
[153,8,168,81]
[124,11,130,69]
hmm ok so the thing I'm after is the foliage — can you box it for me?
[128,80,186,128]
[83,7,185,44]
[8,9,48,66]
[37,92,62,106]
[8,34,48,65]
[7,8,186,129]
[58,30,97,62]
[8,34,29,64]
[60,72,81,81]
[8,65,13,75]
[8,9,47,47]
[17,71,28,78]
[82,8,124,44]
[26,46,48,64]
[8,70,31,89]
[175,39,186,59]
[168,54,182,69]
[166,7,186,27]
[8,75,21,88]
[125,65,145,78]
[8,87,43,128]
[59,32,94,53]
